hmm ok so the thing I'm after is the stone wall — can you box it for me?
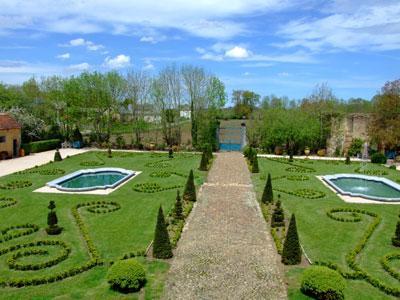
[0,128,21,157]
[327,113,370,156]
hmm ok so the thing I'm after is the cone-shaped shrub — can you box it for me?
[153,206,173,259]
[54,149,62,161]
[345,155,351,165]
[282,214,301,265]
[271,200,285,227]
[173,190,183,220]
[183,170,196,202]
[199,151,208,171]
[168,148,173,158]
[261,173,273,204]
[392,221,400,247]
[251,154,259,173]
[205,143,213,162]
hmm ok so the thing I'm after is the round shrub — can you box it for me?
[107,259,146,292]
[371,152,387,164]
[301,266,346,300]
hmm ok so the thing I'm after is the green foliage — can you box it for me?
[0,196,17,208]
[168,149,173,158]
[271,200,285,228]
[348,138,363,157]
[345,155,350,165]
[261,173,273,204]
[392,221,400,247]
[183,170,196,202]
[282,214,301,265]
[107,259,146,292]
[54,149,62,161]
[301,266,346,300]
[371,152,387,164]
[153,206,173,259]
[29,139,61,153]
[115,135,125,149]
[173,190,183,220]
[354,166,387,176]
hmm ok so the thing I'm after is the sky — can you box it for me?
[0,0,399,101]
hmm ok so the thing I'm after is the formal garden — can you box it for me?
[250,155,400,299]
[0,150,207,299]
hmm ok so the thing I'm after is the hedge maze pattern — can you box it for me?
[0,199,121,288]
[315,208,400,297]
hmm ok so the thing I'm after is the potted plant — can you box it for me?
[304,147,310,156]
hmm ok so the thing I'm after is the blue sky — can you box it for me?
[0,0,399,101]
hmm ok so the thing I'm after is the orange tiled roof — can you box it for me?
[0,113,21,130]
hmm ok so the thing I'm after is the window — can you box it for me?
[0,136,5,143]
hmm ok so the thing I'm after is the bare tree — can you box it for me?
[181,65,208,147]
[126,70,151,144]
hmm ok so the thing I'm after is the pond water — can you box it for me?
[47,168,135,192]
[323,174,400,202]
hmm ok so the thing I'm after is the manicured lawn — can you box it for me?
[252,157,400,300]
[0,151,204,299]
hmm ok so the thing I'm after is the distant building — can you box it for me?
[180,110,191,119]
[0,113,21,159]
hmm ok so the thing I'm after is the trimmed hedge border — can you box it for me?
[0,224,39,243]
[0,196,17,209]
[380,253,400,281]
[0,181,32,190]
[315,208,400,297]
[17,168,65,176]
[145,160,172,169]
[133,182,183,193]
[266,157,316,173]
[355,167,388,176]
[274,188,326,199]
[6,240,70,271]
[80,160,105,167]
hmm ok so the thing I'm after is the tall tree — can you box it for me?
[369,79,400,152]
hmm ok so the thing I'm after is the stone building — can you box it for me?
[327,113,370,156]
[0,113,21,159]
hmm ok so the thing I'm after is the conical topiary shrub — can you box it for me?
[183,170,196,202]
[282,214,301,265]
[168,148,174,159]
[392,221,400,247]
[199,151,208,171]
[153,206,173,259]
[251,154,259,173]
[173,190,183,220]
[345,155,351,165]
[261,173,273,204]
[205,143,213,162]
[271,200,285,227]
[54,149,62,161]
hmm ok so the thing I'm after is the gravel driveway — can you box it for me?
[164,152,287,300]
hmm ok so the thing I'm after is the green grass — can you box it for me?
[0,150,204,299]
[252,158,400,300]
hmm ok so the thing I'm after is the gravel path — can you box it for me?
[164,152,287,300]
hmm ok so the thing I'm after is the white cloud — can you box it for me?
[198,43,314,63]
[140,35,167,44]
[67,62,90,72]
[69,38,85,46]
[278,72,290,77]
[56,53,70,60]
[104,54,131,69]
[0,0,292,39]
[62,38,104,51]
[276,2,400,51]
[225,46,251,58]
